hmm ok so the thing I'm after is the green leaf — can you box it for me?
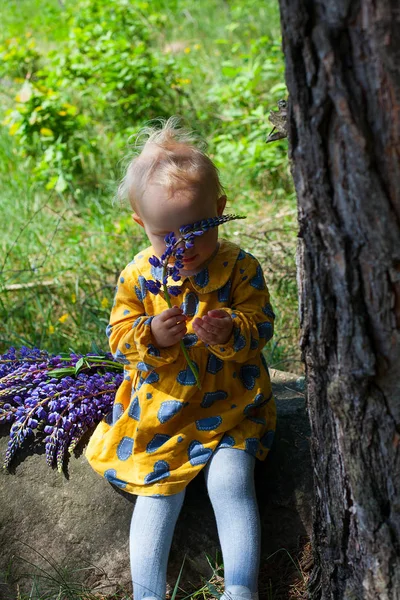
[206,581,222,598]
[47,368,75,378]
[170,555,185,600]
[269,82,288,95]
[74,357,85,375]
[45,175,58,190]
[222,66,240,78]
[55,174,68,193]
[225,22,240,32]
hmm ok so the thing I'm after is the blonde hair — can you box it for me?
[116,117,224,212]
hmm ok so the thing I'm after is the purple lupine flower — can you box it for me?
[149,256,161,268]
[168,286,182,297]
[145,279,162,295]
[145,213,245,299]
[0,347,124,471]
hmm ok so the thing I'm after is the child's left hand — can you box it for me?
[192,309,233,346]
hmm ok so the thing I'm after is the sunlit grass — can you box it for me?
[0,0,75,41]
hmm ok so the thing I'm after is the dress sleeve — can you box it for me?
[208,254,275,363]
[107,264,180,372]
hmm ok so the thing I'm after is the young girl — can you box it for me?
[85,118,276,600]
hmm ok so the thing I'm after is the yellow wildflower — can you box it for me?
[58,110,67,116]
[194,44,201,50]
[9,123,20,136]
[62,102,77,115]
[101,297,110,309]
[40,127,54,137]
[184,47,191,54]
[48,324,55,334]
[71,293,76,304]
[58,313,69,323]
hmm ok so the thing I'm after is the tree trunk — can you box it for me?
[277,0,400,598]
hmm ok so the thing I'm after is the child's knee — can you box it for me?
[205,448,255,499]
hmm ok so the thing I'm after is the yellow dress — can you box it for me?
[85,239,276,496]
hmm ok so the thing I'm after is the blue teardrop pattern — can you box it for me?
[194,268,209,288]
[218,279,231,303]
[206,353,223,375]
[182,333,198,348]
[239,364,260,390]
[257,321,273,341]
[249,265,265,290]
[157,400,184,424]
[144,460,170,484]
[188,440,213,466]
[113,349,130,365]
[201,390,228,408]
[128,396,140,420]
[134,275,148,301]
[146,434,171,453]
[218,434,235,449]
[117,436,134,461]
[104,469,127,489]
[195,416,222,431]
[181,292,199,317]
[260,430,275,449]
[245,438,260,457]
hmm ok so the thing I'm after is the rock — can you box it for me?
[0,370,312,596]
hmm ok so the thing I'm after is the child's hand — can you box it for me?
[151,306,187,348]
[192,309,233,346]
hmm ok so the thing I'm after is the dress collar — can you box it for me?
[133,238,241,295]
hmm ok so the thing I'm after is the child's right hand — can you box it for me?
[151,306,187,348]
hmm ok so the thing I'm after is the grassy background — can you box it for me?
[0,0,301,372]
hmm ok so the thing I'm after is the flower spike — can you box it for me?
[0,346,124,471]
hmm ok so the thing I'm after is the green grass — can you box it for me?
[0,0,301,371]
[0,0,72,41]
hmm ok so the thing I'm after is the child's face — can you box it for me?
[132,183,226,273]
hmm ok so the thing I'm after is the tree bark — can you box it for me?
[277,0,400,598]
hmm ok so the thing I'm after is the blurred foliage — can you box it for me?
[3,81,96,192]
[0,33,40,79]
[1,0,179,191]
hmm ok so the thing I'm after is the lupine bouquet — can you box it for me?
[144,214,245,388]
[0,346,124,472]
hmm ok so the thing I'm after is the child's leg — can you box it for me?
[129,490,185,600]
[204,448,260,600]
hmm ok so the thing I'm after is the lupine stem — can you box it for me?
[162,265,201,390]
